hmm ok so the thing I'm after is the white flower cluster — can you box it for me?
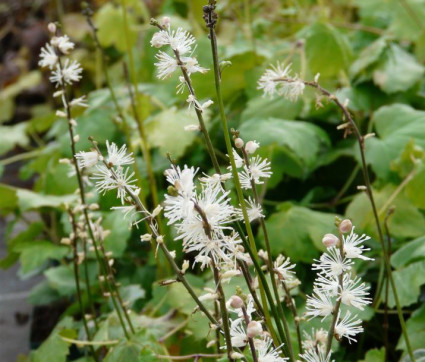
[150,18,208,80]
[226,295,288,361]
[303,223,373,359]
[231,140,272,190]
[257,62,305,101]
[163,164,250,270]
[39,26,82,88]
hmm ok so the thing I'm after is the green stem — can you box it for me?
[56,51,131,340]
[204,2,289,354]
[69,211,98,360]
[282,78,416,361]
[240,147,295,358]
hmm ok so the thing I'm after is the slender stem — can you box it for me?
[203,3,289,353]
[281,282,303,355]
[97,236,135,334]
[83,6,147,201]
[240,147,295,358]
[90,140,221,329]
[122,62,170,277]
[241,306,258,362]
[325,232,345,355]
[277,77,416,362]
[383,209,395,362]
[211,258,235,362]
[69,211,98,360]
[56,53,131,340]
[213,301,221,351]
[82,236,99,330]
[121,0,162,217]
[150,20,221,174]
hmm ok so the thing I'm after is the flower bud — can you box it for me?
[48,23,56,34]
[161,16,171,28]
[181,260,190,274]
[247,320,262,338]
[234,138,244,148]
[245,140,260,154]
[339,219,353,234]
[229,295,244,309]
[322,233,339,248]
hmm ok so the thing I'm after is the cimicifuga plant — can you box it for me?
[36,2,416,361]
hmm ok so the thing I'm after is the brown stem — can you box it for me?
[241,306,258,362]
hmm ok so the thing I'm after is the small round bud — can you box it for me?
[322,233,339,248]
[234,138,244,148]
[247,320,262,338]
[48,23,56,34]
[161,16,171,28]
[229,295,244,309]
[245,140,260,154]
[339,219,353,234]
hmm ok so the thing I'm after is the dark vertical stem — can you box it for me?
[383,208,395,361]
[202,3,287,352]
[69,211,98,361]
[241,306,258,362]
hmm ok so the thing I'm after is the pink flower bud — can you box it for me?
[245,140,260,154]
[161,16,171,28]
[339,219,353,234]
[247,320,262,338]
[48,23,56,34]
[234,138,244,149]
[229,295,244,309]
[322,233,339,248]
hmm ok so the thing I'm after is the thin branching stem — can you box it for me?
[55,51,131,340]
[69,210,98,360]
[242,306,258,362]
[275,76,416,361]
[203,2,289,354]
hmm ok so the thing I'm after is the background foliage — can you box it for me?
[1,0,425,360]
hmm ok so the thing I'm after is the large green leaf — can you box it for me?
[360,348,385,362]
[103,211,132,257]
[94,3,137,53]
[392,235,425,268]
[346,185,425,240]
[239,117,330,179]
[44,265,78,296]
[0,123,30,156]
[372,44,424,93]
[303,23,352,77]
[384,260,425,308]
[144,106,210,158]
[365,104,425,179]
[30,317,74,362]
[14,241,69,274]
[397,304,425,353]
[260,203,336,262]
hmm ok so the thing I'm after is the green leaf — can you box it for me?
[241,96,303,122]
[365,104,425,179]
[303,23,351,77]
[239,117,330,179]
[28,281,62,306]
[392,235,425,268]
[14,241,69,274]
[94,3,137,53]
[373,44,424,93]
[103,211,132,257]
[346,185,425,240]
[406,165,425,209]
[360,348,385,362]
[16,189,76,211]
[260,203,336,262]
[44,265,78,296]
[350,38,388,80]
[397,304,425,353]
[119,285,146,307]
[0,183,18,214]
[30,317,74,362]
[0,222,43,269]
[384,260,425,308]
[0,123,30,155]
[145,106,210,158]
